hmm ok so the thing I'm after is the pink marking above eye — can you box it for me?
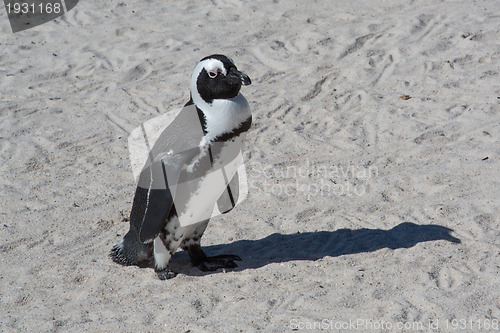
[208,69,218,78]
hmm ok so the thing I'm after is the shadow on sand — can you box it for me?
[170,222,461,276]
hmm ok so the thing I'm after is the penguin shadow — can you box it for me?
[169,222,461,277]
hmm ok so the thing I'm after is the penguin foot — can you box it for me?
[156,269,177,280]
[198,254,242,272]
[185,244,241,272]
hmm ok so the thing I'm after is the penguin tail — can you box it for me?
[110,232,153,268]
[110,238,134,266]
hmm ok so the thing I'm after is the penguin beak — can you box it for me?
[227,67,252,86]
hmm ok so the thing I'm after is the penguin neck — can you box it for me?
[192,92,251,143]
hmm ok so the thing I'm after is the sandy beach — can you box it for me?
[1,0,499,332]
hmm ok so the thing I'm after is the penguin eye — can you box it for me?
[208,69,218,78]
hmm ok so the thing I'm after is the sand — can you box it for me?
[1,0,499,332]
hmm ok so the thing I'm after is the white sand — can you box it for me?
[1,0,499,332]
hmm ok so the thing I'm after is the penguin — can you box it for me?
[110,54,252,280]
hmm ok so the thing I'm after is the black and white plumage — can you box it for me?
[110,54,252,280]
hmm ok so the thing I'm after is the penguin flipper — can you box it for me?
[133,159,175,244]
[217,170,240,214]
[139,187,173,243]
[135,149,198,243]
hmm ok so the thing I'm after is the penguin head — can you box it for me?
[190,54,251,105]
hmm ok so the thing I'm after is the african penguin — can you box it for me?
[110,54,252,280]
